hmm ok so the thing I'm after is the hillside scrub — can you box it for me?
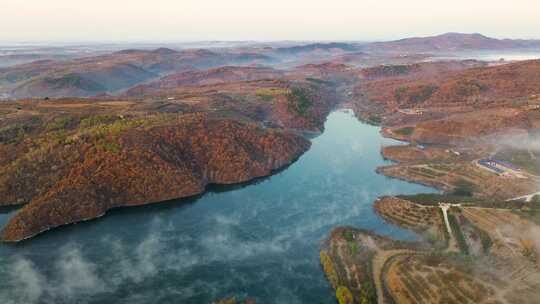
[0,112,310,241]
[287,87,313,116]
[394,126,415,136]
[336,286,354,304]
[320,251,339,289]
[448,213,469,255]
[451,178,476,196]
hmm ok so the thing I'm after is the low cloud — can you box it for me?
[490,132,540,151]
[54,246,106,298]
[7,258,45,304]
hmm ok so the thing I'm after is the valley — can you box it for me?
[316,35,540,304]
[1,32,540,303]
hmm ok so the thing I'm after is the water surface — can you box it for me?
[436,49,540,61]
[0,109,434,304]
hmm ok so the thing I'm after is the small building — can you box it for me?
[476,158,526,178]
[490,158,521,172]
[477,159,504,175]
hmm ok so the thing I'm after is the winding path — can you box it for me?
[507,190,540,202]
[372,249,409,304]
[372,203,462,303]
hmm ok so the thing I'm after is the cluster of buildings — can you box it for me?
[476,158,527,179]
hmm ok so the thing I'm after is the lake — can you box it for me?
[0,109,434,304]
[435,49,540,62]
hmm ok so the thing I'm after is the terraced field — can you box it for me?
[385,254,498,304]
[320,228,401,304]
[324,197,540,304]
[378,144,537,199]
[374,197,446,242]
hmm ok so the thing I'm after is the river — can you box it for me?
[0,109,434,304]
[434,49,540,62]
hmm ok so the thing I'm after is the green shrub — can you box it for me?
[377,65,410,78]
[44,73,105,92]
[306,77,331,85]
[349,242,358,255]
[359,282,377,304]
[471,224,492,254]
[95,139,121,154]
[343,230,354,242]
[453,79,488,97]
[448,213,469,255]
[80,114,119,128]
[336,286,354,304]
[395,85,438,103]
[103,142,121,154]
[451,178,476,197]
[255,87,289,98]
[287,87,313,116]
[395,86,408,102]
[0,123,28,143]
[394,126,414,136]
[368,115,381,124]
[410,85,438,103]
[215,298,236,304]
[320,251,339,289]
[46,116,75,131]
[257,94,274,102]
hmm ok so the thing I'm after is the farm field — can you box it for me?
[323,196,540,304]
[378,144,538,200]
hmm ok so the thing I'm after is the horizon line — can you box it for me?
[1,32,540,46]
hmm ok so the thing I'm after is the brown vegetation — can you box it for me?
[377,144,536,199]
[0,48,270,98]
[375,197,446,242]
[324,197,540,304]
[353,59,540,145]
[0,96,312,241]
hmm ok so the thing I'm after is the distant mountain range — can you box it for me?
[1,33,540,99]
[269,33,540,56]
[366,32,540,53]
[0,48,271,99]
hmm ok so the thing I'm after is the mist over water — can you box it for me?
[437,50,540,61]
[0,110,434,304]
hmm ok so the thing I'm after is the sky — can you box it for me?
[1,0,539,42]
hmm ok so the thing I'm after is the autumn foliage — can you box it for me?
[0,112,309,241]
